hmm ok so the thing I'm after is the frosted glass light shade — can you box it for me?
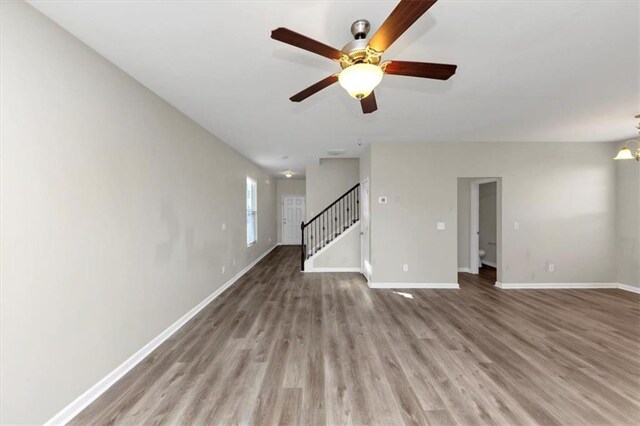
[614,147,634,160]
[338,63,383,100]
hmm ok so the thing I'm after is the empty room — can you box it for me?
[1,0,639,425]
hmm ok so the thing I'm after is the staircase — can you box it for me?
[300,183,360,271]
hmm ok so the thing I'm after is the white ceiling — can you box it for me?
[29,0,640,177]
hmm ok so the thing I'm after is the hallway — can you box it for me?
[72,246,639,425]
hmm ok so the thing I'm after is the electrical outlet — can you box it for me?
[269,237,272,243]
[513,221,520,230]
[222,265,225,274]
[548,264,555,272]
[233,258,236,266]
[221,222,226,231]
[403,264,409,272]
[437,222,445,230]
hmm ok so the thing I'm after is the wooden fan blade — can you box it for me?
[360,91,378,114]
[384,60,457,80]
[368,0,438,53]
[271,28,345,61]
[290,74,339,102]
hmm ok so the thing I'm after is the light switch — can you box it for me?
[378,196,388,204]
[221,222,227,231]
[513,221,520,230]
[437,222,445,230]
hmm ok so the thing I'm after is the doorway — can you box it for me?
[457,178,502,282]
[471,180,498,273]
[282,195,305,245]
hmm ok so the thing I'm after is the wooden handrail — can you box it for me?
[302,183,360,229]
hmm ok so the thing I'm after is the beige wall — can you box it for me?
[615,157,640,288]
[312,224,361,268]
[305,158,360,269]
[0,2,276,423]
[479,182,498,265]
[370,142,616,285]
[276,178,305,244]
[360,147,371,271]
[457,178,473,269]
[306,158,359,220]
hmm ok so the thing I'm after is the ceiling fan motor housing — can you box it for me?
[340,19,381,69]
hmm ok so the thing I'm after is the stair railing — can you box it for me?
[300,183,360,271]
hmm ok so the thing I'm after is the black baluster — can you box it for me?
[344,196,347,229]
[356,186,360,222]
[302,225,305,257]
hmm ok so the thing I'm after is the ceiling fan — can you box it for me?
[271,0,457,114]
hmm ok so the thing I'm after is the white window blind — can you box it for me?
[246,177,257,246]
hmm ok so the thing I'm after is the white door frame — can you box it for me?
[470,178,499,274]
[360,178,371,281]
[282,195,305,245]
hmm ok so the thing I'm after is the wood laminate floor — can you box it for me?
[72,246,640,425]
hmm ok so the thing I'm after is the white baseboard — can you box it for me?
[458,267,471,273]
[495,282,618,290]
[617,283,640,294]
[45,244,278,426]
[481,260,497,268]
[368,282,459,289]
[304,267,361,273]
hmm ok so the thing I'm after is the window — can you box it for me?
[246,177,257,246]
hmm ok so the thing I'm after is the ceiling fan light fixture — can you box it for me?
[614,147,635,160]
[338,63,383,100]
[614,116,640,162]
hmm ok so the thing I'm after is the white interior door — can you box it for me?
[282,196,305,245]
[360,179,370,281]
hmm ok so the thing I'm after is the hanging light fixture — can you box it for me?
[614,114,640,162]
[338,63,384,100]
